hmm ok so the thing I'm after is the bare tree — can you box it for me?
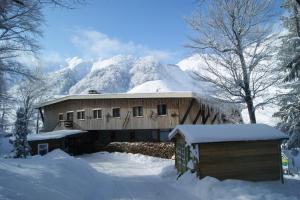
[186,0,280,123]
[0,0,85,78]
[14,69,53,133]
[0,0,84,132]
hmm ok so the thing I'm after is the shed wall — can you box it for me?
[197,140,282,181]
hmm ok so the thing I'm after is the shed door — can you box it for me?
[176,142,189,173]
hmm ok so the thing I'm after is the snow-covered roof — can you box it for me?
[169,124,288,145]
[36,91,198,108]
[27,130,87,141]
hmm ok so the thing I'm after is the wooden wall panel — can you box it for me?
[43,98,184,131]
[197,140,281,181]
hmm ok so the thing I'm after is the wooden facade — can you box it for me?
[40,96,239,132]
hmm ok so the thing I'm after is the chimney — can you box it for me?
[88,89,100,94]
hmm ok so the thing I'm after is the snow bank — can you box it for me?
[0,135,13,156]
[160,168,300,200]
[81,151,173,177]
[169,124,288,145]
[0,149,113,200]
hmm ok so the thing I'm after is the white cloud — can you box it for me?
[70,29,172,61]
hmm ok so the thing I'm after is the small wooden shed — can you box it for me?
[27,129,90,156]
[169,124,288,182]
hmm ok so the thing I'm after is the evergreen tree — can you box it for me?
[13,107,31,158]
[274,0,300,148]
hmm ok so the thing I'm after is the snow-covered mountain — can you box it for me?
[47,57,93,95]
[57,55,215,95]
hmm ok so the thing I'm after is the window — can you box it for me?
[58,113,64,121]
[112,108,120,118]
[133,106,143,117]
[66,112,73,121]
[38,143,48,155]
[93,109,102,119]
[77,110,85,120]
[157,104,167,116]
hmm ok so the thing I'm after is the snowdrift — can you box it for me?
[0,149,113,200]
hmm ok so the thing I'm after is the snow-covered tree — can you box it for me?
[274,0,300,148]
[14,70,53,133]
[186,0,280,123]
[13,107,31,158]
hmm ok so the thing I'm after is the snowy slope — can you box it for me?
[69,55,135,94]
[48,57,92,95]
[68,55,214,95]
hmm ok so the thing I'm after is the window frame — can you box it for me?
[132,106,143,117]
[92,108,102,119]
[76,110,85,120]
[66,111,74,121]
[112,107,121,118]
[38,143,48,155]
[58,113,64,121]
[157,104,167,116]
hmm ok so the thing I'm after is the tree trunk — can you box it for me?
[245,96,256,123]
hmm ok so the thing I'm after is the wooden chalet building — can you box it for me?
[30,92,242,155]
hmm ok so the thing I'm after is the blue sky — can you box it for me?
[40,0,198,64]
[39,0,283,66]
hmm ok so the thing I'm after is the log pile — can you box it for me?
[100,142,175,159]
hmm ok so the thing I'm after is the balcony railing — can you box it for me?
[58,120,73,129]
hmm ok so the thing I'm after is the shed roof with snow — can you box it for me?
[169,124,288,145]
[27,130,87,142]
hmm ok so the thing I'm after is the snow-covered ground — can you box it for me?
[1,150,300,200]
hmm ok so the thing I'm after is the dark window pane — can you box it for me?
[93,110,97,119]
[157,104,167,115]
[133,107,138,117]
[67,112,73,121]
[59,114,63,121]
[138,106,143,116]
[112,108,120,117]
[133,106,143,117]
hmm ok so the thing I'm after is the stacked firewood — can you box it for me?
[101,142,175,159]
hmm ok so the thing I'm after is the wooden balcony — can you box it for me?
[57,120,73,129]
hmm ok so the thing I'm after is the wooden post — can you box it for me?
[193,107,202,124]
[211,113,219,124]
[36,109,40,134]
[39,108,44,123]
[278,143,284,184]
[180,99,195,124]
